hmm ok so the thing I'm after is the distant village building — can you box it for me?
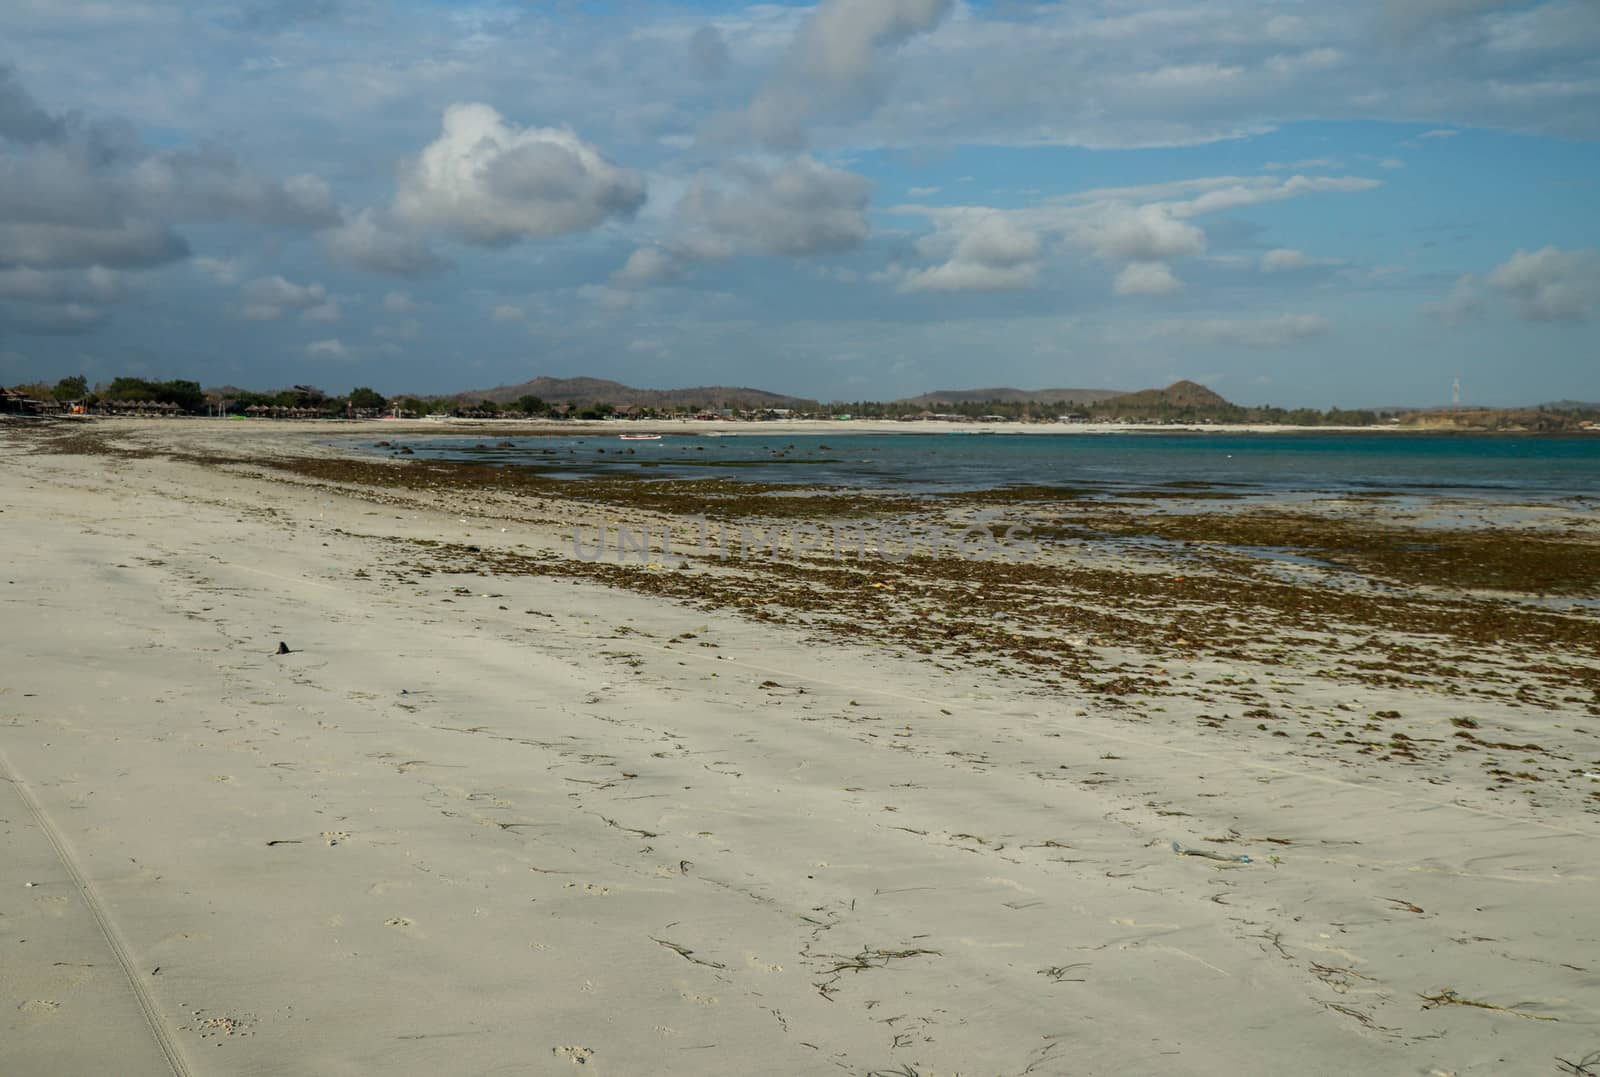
[1,387,39,414]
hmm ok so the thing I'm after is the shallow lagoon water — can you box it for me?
[379,430,1600,501]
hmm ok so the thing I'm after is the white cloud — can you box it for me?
[1076,204,1206,262]
[128,147,339,228]
[393,103,646,245]
[1423,273,1485,326]
[0,264,126,335]
[899,214,1042,292]
[673,156,871,258]
[1114,261,1183,296]
[892,171,1378,294]
[1419,128,1460,139]
[382,290,416,314]
[733,0,953,148]
[1487,246,1600,321]
[613,246,682,286]
[0,265,125,304]
[305,338,349,360]
[0,219,187,271]
[491,304,525,323]
[1163,175,1381,218]
[240,275,336,322]
[324,208,447,277]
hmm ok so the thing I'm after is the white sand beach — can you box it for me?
[2,419,1597,1076]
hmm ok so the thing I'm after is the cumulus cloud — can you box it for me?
[1076,205,1207,262]
[613,246,682,286]
[324,208,448,277]
[891,170,1379,295]
[240,275,338,323]
[1114,261,1184,296]
[0,64,63,144]
[393,103,646,245]
[1150,313,1330,347]
[0,265,127,335]
[899,214,1042,292]
[491,304,525,323]
[673,156,872,258]
[128,146,339,228]
[1423,273,1486,326]
[0,66,342,339]
[734,0,953,148]
[1486,246,1600,321]
[382,290,416,313]
[0,220,187,270]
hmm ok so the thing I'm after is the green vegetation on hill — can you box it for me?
[5,373,1595,429]
[1082,381,1379,425]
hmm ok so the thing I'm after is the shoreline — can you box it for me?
[3,418,1597,1074]
[19,413,1598,437]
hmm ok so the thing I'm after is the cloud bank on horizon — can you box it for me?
[0,0,1596,406]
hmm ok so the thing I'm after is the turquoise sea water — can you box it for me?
[380,431,1600,500]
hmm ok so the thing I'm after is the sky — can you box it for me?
[1,0,1597,407]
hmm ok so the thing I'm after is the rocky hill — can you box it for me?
[897,387,1127,406]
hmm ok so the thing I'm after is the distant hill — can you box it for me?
[898,387,1127,406]
[451,376,812,410]
[1099,380,1232,412]
[1396,407,1597,432]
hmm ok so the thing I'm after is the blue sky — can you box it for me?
[1,0,1597,406]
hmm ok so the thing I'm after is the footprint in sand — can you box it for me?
[17,1000,61,1018]
[321,831,349,846]
[553,1045,594,1065]
[385,917,415,929]
[34,895,69,918]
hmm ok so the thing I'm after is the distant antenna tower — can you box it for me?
[1452,375,1462,407]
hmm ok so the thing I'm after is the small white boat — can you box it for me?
[619,433,662,440]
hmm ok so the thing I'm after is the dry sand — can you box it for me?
[2,418,1597,1076]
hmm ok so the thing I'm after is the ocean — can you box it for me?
[375,431,1600,501]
